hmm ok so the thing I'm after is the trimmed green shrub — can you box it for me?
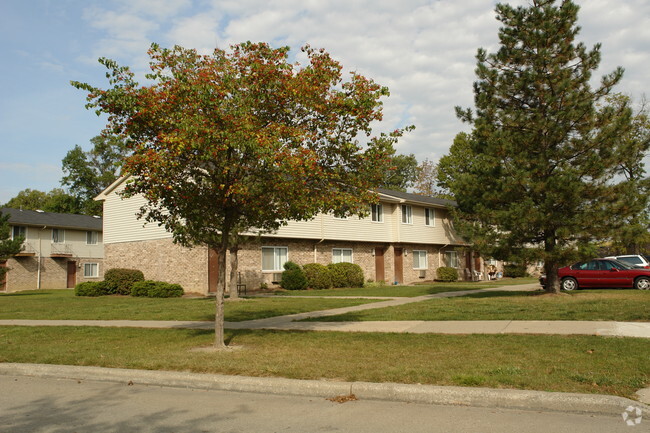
[327,262,365,288]
[303,263,333,290]
[503,263,528,278]
[104,268,145,295]
[74,281,110,297]
[130,280,158,297]
[436,266,458,282]
[280,261,308,290]
[131,280,184,298]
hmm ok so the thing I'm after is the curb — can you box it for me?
[1,363,647,417]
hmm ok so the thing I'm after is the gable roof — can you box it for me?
[377,188,456,208]
[0,208,103,231]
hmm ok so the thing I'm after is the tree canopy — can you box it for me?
[72,42,405,347]
[0,210,24,285]
[61,134,128,215]
[3,188,81,214]
[438,0,646,293]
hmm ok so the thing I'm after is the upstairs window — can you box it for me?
[401,205,412,224]
[86,231,98,245]
[52,229,65,244]
[425,208,436,227]
[371,204,383,222]
[12,226,26,240]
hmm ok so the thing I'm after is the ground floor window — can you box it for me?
[332,248,353,263]
[83,263,98,278]
[413,250,428,269]
[262,246,288,271]
[445,251,459,268]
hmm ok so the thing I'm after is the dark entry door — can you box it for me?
[208,248,219,293]
[67,261,77,288]
[394,248,403,284]
[375,247,385,282]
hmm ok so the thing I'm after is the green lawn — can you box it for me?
[304,289,650,322]
[0,290,379,322]
[0,326,647,398]
[273,277,538,297]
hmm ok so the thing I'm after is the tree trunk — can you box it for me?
[213,238,229,349]
[228,246,240,300]
[544,231,560,294]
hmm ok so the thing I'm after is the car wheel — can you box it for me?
[561,277,578,291]
[634,276,650,290]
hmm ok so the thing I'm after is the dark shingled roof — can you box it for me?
[0,208,103,231]
[377,188,456,208]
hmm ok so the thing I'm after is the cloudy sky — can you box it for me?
[1,0,648,204]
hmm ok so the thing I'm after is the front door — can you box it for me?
[208,248,219,294]
[374,247,385,282]
[394,248,403,284]
[67,261,77,288]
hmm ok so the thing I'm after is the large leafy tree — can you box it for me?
[439,0,645,293]
[3,188,81,214]
[72,42,401,348]
[61,134,128,216]
[0,211,24,287]
[380,151,418,192]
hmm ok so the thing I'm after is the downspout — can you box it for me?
[438,243,449,268]
[314,214,325,262]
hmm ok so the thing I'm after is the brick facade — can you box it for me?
[3,257,104,292]
[103,237,464,294]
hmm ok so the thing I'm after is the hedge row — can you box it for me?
[74,268,184,298]
[281,261,365,290]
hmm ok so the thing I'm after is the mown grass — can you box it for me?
[0,326,647,398]
[0,290,379,322]
[272,277,538,297]
[305,289,650,322]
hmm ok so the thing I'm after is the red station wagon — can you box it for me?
[540,258,650,291]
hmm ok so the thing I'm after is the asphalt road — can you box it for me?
[0,375,642,433]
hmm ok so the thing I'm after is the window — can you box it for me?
[332,248,353,263]
[425,208,435,227]
[371,204,383,222]
[401,205,412,224]
[86,231,98,245]
[413,250,428,269]
[84,263,98,278]
[11,226,26,240]
[445,251,459,268]
[262,247,288,271]
[52,229,65,244]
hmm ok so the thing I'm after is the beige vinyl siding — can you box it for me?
[14,226,103,258]
[103,183,171,244]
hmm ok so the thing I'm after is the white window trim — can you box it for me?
[52,228,65,244]
[11,225,26,240]
[332,248,353,264]
[445,251,459,268]
[425,208,436,227]
[371,203,383,223]
[401,205,412,224]
[83,262,99,278]
[261,246,288,272]
[86,231,98,245]
[413,250,428,270]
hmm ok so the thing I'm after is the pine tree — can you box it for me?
[0,211,23,286]
[440,0,644,293]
